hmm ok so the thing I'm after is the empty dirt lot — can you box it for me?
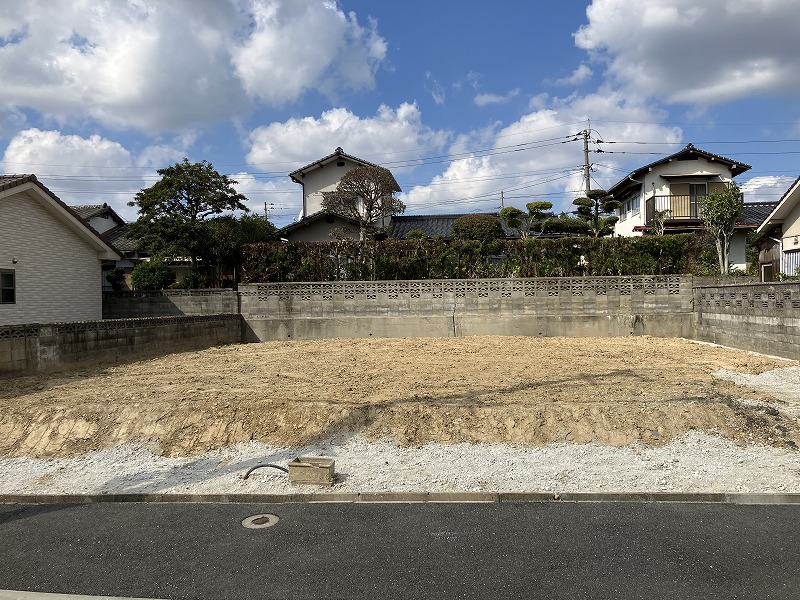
[1,336,798,458]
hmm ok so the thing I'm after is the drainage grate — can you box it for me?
[242,513,280,529]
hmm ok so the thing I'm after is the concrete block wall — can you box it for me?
[103,289,238,319]
[240,276,695,341]
[0,314,241,375]
[694,282,800,359]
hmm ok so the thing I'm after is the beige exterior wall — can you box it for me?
[300,157,363,217]
[781,199,800,245]
[0,190,107,325]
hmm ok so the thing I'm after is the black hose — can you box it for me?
[243,463,289,479]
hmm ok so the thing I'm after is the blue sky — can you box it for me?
[1,0,799,227]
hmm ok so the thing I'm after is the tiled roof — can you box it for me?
[71,204,110,219]
[289,147,380,181]
[608,144,752,195]
[389,213,520,240]
[102,224,139,253]
[276,210,362,235]
[740,201,779,227]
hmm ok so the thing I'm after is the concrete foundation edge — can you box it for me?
[2,492,800,504]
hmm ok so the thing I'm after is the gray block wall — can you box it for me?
[0,314,242,375]
[240,276,695,342]
[694,282,800,359]
[103,290,238,319]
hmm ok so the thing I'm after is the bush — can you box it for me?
[105,267,126,291]
[450,214,504,242]
[130,260,177,290]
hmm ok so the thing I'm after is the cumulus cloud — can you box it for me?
[741,175,797,204]
[0,1,387,133]
[401,89,683,215]
[0,128,148,220]
[555,64,593,86]
[474,89,521,107]
[575,0,800,106]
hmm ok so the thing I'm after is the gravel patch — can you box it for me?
[1,431,799,496]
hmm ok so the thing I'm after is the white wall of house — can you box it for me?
[1,189,111,325]
[86,212,119,234]
[614,157,734,236]
[300,157,363,217]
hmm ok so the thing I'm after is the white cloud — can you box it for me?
[0,128,147,220]
[555,64,593,86]
[0,1,387,133]
[741,175,797,204]
[425,72,446,106]
[575,0,800,106]
[231,1,386,104]
[474,89,521,107]
[247,102,449,168]
[402,89,683,216]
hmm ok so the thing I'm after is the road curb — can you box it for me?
[2,492,800,504]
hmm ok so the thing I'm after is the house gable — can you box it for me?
[289,147,382,218]
[0,175,120,325]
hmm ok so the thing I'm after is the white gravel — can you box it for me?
[2,363,799,497]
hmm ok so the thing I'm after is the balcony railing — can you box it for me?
[644,194,703,223]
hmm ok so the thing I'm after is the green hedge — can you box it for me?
[240,234,720,283]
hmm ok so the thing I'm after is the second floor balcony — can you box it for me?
[644,194,704,223]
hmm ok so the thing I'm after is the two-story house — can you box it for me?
[609,144,752,269]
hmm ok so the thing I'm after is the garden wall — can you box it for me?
[0,314,242,375]
[102,290,238,319]
[694,282,800,360]
[239,276,695,342]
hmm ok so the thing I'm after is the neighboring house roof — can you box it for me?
[69,202,140,256]
[276,210,362,238]
[608,144,752,197]
[103,224,140,253]
[756,175,800,235]
[0,174,120,260]
[389,213,520,240]
[289,147,380,184]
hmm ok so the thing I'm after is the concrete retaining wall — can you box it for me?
[240,276,695,342]
[694,282,800,359]
[0,314,242,375]
[103,290,238,319]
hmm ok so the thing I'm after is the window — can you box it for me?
[0,269,14,303]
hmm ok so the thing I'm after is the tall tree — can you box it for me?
[129,159,248,277]
[321,165,404,240]
[698,182,743,274]
[573,189,621,237]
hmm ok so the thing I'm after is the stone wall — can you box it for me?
[0,314,242,375]
[103,289,238,319]
[694,282,800,359]
[240,276,695,342]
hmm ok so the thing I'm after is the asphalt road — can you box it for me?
[1,501,798,600]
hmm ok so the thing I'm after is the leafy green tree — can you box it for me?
[541,212,591,236]
[698,182,743,274]
[200,214,276,285]
[129,158,249,277]
[130,260,176,290]
[321,165,404,240]
[450,214,505,242]
[572,189,621,237]
[499,201,555,238]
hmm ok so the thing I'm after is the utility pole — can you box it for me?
[582,129,591,197]
[500,190,504,209]
[264,202,274,220]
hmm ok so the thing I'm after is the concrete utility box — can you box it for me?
[288,456,335,486]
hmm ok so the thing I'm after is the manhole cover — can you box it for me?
[242,513,280,529]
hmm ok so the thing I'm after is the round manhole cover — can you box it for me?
[242,513,280,529]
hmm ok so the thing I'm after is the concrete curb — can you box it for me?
[2,492,800,505]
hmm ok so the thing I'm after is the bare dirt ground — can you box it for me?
[1,336,798,458]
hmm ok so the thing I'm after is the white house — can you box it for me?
[282,147,400,242]
[609,144,752,270]
[756,175,800,279]
[0,174,120,325]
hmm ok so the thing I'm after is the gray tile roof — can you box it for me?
[740,201,779,227]
[389,213,520,240]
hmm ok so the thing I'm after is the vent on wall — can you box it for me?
[336,161,345,167]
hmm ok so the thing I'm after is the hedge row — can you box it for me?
[240,234,720,283]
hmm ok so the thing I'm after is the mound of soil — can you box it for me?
[1,336,797,457]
